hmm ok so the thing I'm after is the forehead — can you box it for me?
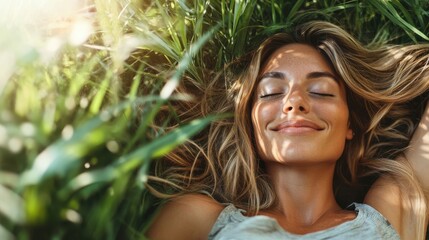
[261,43,334,74]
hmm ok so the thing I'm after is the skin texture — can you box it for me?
[146,43,421,239]
[251,43,353,166]
[405,103,429,194]
[250,44,355,234]
[146,194,224,240]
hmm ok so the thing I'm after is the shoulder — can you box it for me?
[146,194,225,240]
[363,175,412,239]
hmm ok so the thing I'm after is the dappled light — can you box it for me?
[0,0,428,239]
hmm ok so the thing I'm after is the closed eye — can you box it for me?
[260,93,284,99]
[310,92,334,97]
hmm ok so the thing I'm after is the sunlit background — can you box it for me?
[0,0,92,93]
[0,0,428,239]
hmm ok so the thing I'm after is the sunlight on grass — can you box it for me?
[0,0,93,95]
[0,0,427,239]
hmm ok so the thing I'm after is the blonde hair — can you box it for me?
[149,21,429,238]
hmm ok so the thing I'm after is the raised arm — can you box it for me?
[364,102,429,239]
[405,102,429,197]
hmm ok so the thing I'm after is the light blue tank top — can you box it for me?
[208,203,399,240]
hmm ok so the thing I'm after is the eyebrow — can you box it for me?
[259,71,339,82]
[307,71,339,82]
[258,71,285,81]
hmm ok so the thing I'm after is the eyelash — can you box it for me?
[310,92,334,97]
[260,93,283,99]
[260,92,334,99]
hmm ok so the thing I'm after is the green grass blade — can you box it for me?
[159,24,219,99]
[89,71,112,114]
[19,97,158,186]
[61,115,219,196]
[286,0,306,23]
[0,225,14,240]
[368,0,429,41]
[0,185,24,224]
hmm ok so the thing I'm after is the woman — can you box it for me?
[146,21,429,239]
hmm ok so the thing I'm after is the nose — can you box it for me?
[283,91,310,114]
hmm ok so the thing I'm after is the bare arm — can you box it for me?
[145,194,224,240]
[365,103,429,239]
[364,175,418,239]
[404,102,429,196]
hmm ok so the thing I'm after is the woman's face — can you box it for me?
[251,43,353,165]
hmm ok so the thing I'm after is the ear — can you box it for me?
[346,121,353,140]
[346,128,353,140]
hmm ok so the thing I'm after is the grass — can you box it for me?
[0,0,428,239]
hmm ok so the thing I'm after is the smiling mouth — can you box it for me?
[271,120,324,134]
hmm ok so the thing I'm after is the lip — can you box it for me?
[271,119,324,134]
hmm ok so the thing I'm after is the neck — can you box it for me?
[264,161,340,226]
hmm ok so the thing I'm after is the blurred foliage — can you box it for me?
[0,0,428,239]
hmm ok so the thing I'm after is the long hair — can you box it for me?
[149,21,429,238]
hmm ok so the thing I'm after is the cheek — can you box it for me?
[252,102,278,124]
[315,101,349,125]
[320,103,351,146]
[251,102,278,136]
[251,103,277,157]
[334,104,350,129]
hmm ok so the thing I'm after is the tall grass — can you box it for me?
[0,0,428,239]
